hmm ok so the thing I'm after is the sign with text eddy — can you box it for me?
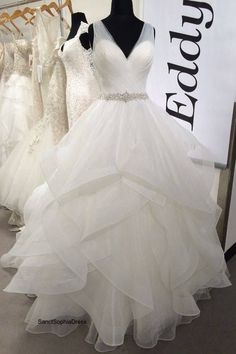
[144,0,236,165]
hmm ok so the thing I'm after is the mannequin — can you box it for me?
[88,0,155,58]
[61,12,90,51]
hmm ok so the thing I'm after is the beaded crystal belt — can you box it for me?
[100,91,148,103]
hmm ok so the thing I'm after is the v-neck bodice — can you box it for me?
[93,20,155,94]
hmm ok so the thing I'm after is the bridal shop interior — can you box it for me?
[0,0,236,353]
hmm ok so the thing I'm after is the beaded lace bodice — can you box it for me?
[1,42,14,83]
[13,39,32,77]
[59,22,99,128]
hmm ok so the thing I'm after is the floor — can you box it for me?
[0,208,236,354]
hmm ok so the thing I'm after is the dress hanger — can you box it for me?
[0,0,72,31]
[11,8,35,26]
[0,18,12,33]
[40,4,55,17]
[20,2,58,26]
[48,1,71,30]
[60,0,73,14]
[24,4,57,26]
[21,7,35,26]
[24,1,70,30]
[0,12,22,35]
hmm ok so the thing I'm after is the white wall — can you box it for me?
[69,0,142,23]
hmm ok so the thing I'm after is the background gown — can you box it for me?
[0,41,16,166]
[0,13,99,225]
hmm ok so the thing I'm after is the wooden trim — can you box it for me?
[217,103,236,248]
[225,243,236,262]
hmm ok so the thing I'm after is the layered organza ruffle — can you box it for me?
[1,99,231,351]
[0,121,52,219]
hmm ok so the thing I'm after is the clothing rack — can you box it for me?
[0,0,67,37]
[0,0,42,11]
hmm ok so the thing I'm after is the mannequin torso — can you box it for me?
[88,0,155,58]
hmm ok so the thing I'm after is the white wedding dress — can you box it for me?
[0,39,33,166]
[0,11,66,223]
[0,42,15,166]
[1,21,231,352]
[59,22,99,128]
[0,13,98,224]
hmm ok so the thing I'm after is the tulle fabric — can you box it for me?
[1,98,231,351]
[0,122,52,217]
[0,73,33,166]
[0,52,68,221]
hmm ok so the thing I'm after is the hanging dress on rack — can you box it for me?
[1,21,231,352]
[59,22,99,129]
[0,14,100,225]
[0,10,68,224]
[0,42,14,85]
[0,39,32,166]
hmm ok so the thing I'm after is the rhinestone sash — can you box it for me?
[100,91,148,103]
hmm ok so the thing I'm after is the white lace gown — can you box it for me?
[0,42,15,166]
[1,21,231,351]
[0,11,66,221]
[0,39,33,166]
[0,13,97,223]
[59,22,99,128]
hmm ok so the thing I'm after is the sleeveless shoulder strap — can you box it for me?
[93,21,155,48]
[142,22,155,43]
[93,21,109,48]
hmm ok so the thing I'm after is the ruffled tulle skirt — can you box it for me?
[0,73,33,166]
[1,98,231,351]
[0,121,54,221]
